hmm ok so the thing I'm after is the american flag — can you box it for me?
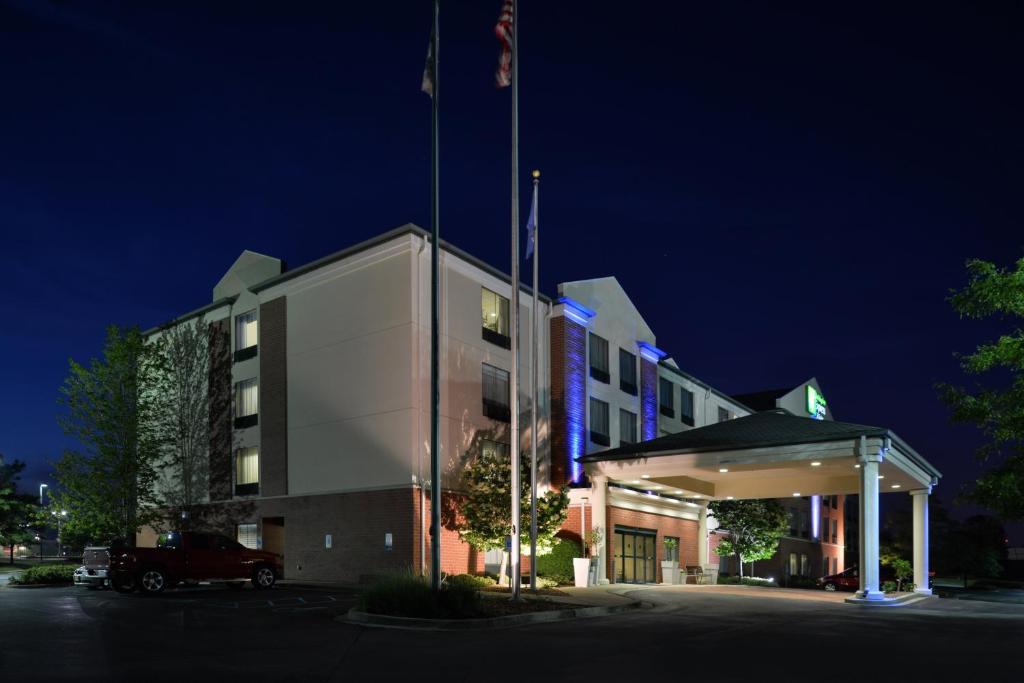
[494,0,514,88]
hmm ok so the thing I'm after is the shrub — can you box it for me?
[447,573,495,589]
[358,570,481,618]
[786,577,819,589]
[717,575,776,588]
[536,538,581,585]
[881,580,899,593]
[9,564,75,585]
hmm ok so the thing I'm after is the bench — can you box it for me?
[684,565,706,584]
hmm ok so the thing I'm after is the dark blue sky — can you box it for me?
[1,2,1020,535]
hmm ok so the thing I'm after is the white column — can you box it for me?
[911,487,932,595]
[856,438,885,600]
[591,474,609,584]
[698,505,709,567]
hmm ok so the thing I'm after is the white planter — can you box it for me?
[661,560,679,585]
[573,558,591,587]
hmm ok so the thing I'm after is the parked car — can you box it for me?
[108,531,283,595]
[817,565,933,592]
[73,546,112,589]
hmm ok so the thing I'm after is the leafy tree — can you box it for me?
[459,443,569,585]
[151,318,211,526]
[708,499,788,578]
[880,551,913,592]
[54,326,163,546]
[937,256,1024,519]
[0,458,37,564]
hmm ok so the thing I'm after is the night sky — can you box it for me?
[2,2,1021,537]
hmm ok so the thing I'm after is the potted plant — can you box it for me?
[573,527,604,587]
[661,538,680,585]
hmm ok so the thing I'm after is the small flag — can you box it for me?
[525,180,537,260]
[494,0,514,88]
[421,33,435,97]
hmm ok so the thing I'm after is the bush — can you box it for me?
[786,577,819,589]
[717,575,776,588]
[881,580,898,593]
[447,573,495,589]
[9,564,75,585]
[536,538,581,585]
[358,570,481,619]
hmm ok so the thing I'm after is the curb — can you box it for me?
[340,600,642,631]
[844,592,935,607]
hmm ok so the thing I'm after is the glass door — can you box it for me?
[613,527,657,583]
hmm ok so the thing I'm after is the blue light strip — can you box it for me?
[636,341,667,364]
[811,495,821,539]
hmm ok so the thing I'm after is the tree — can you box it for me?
[459,443,570,586]
[54,326,163,546]
[0,458,36,564]
[937,256,1024,519]
[708,499,788,579]
[151,318,211,527]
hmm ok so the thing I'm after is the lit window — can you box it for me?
[481,288,510,348]
[618,349,637,395]
[236,523,258,549]
[619,408,637,445]
[482,363,511,422]
[680,388,694,426]
[590,398,610,446]
[235,310,258,351]
[659,377,674,418]
[717,406,731,422]
[788,552,798,575]
[800,554,809,576]
[234,378,259,428]
[235,447,259,496]
[589,333,610,383]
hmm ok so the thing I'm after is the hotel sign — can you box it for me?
[806,386,827,420]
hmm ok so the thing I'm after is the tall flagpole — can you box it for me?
[508,0,521,602]
[429,0,442,593]
[529,169,539,592]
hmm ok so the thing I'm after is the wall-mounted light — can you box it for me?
[810,461,821,467]
[718,468,729,473]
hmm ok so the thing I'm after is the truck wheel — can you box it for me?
[112,574,136,594]
[252,565,276,590]
[139,568,168,595]
[823,582,838,592]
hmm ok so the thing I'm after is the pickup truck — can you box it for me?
[73,546,112,589]
[109,531,283,595]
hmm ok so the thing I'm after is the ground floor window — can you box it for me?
[236,523,258,549]
[823,557,830,576]
[800,554,809,576]
[613,526,657,583]
[788,552,798,576]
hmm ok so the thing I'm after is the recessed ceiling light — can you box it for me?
[854,464,861,469]
[641,474,651,479]
[810,461,821,467]
[631,480,642,484]
[650,485,662,489]
[719,468,729,473]
[792,492,801,497]
[673,490,684,494]
[726,496,734,500]
[891,484,901,489]
[692,494,702,498]
[878,475,885,480]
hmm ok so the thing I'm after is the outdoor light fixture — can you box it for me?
[810,461,821,467]
[719,468,729,473]
[673,490,684,494]
[641,474,651,479]
[631,479,642,484]
[891,484,901,489]
[878,475,885,480]
[854,464,861,469]
[792,492,801,497]
[726,496,734,500]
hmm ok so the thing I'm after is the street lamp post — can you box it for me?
[39,483,48,506]
[52,510,67,560]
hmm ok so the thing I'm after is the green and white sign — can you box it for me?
[806,385,827,420]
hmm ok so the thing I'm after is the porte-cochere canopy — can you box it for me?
[578,409,942,602]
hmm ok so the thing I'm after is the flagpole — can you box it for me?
[429,0,442,593]
[508,0,521,602]
[529,169,539,592]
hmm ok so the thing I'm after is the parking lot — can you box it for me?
[2,581,1023,682]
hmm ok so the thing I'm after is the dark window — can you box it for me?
[717,406,731,422]
[189,534,212,550]
[589,333,610,383]
[800,511,809,539]
[680,388,694,426]
[590,398,610,446]
[482,363,511,422]
[659,377,674,417]
[618,348,637,395]
[481,288,511,348]
[789,508,799,537]
[234,345,258,363]
[619,408,637,445]
[823,557,830,576]
[831,519,838,544]
[831,495,838,510]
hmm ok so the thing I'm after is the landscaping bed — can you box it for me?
[8,564,75,586]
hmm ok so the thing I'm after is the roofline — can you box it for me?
[658,362,757,414]
[577,427,890,463]
[886,429,943,480]
[142,295,238,337]
[249,223,552,303]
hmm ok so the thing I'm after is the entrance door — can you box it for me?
[614,527,657,583]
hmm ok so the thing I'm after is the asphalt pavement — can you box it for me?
[1,583,1022,682]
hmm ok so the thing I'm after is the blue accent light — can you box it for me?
[636,341,667,364]
[557,296,596,327]
[563,314,588,484]
[811,495,821,539]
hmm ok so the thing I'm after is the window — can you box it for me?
[156,532,182,550]
[833,557,838,575]
[788,552,798,576]
[235,447,259,496]
[789,508,799,537]
[659,377,674,417]
[619,348,637,395]
[680,388,694,426]
[481,288,511,348]
[589,333,610,383]
[831,519,838,544]
[800,554,809,576]
[717,406,731,422]
[664,536,680,563]
[823,557,830,576]
[482,363,511,422]
[234,378,259,428]
[237,524,258,549]
[800,511,809,539]
[234,310,258,361]
[619,408,637,445]
[831,495,838,510]
[481,438,510,460]
[821,514,828,541]
[590,398,610,446]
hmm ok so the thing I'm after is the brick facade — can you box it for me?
[549,315,587,488]
[640,357,658,441]
[607,506,699,582]
[207,319,232,501]
[259,297,288,497]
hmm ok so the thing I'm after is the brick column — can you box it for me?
[549,314,587,487]
[207,319,232,501]
[260,297,288,497]
[637,342,666,442]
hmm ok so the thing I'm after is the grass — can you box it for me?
[8,564,76,585]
